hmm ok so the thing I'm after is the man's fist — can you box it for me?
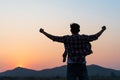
[39,28,44,33]
[102,26,106,31]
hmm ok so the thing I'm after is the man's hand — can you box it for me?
[39,28,44,33]
[102,26,106,31]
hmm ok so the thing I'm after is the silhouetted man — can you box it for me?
[39,23,106,80]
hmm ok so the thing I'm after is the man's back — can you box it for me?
[63,34,93,63]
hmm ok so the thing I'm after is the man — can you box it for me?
[39,23,106,80]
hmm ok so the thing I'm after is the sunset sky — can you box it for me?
[0,0,120,72]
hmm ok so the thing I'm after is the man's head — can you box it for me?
[70,23,80,34]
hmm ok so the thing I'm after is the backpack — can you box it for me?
[69,42,92,62]
[82,41,93,56]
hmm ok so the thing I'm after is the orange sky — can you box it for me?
[0,0,120,72]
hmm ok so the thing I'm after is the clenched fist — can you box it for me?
[102,26,106,31]
[39,28,44,33]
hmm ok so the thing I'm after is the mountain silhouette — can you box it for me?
[87,64,120,76]
[0,67,38,77]
[0,64,120,77]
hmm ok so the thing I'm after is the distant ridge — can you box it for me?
[0,67,38,77]
[87,64,120,76]
[0,64,120,77]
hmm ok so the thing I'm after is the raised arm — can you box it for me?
[39,28,55,40]
[95,26,106,38]
[88,26,106,41]
[39,28,64,42]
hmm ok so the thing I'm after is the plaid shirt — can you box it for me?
[51,34,98,63]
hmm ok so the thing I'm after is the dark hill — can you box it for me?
[87,64,120,76]
[0,67,38,77]
[0,64,120,77]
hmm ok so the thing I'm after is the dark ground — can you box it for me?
[0,76,120,80]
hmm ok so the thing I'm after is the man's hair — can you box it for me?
[70,23,80,34]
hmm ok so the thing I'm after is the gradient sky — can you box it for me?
[0,0,120,72]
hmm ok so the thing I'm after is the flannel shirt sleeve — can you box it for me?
[51,36,65,43]
[85,34,98,42]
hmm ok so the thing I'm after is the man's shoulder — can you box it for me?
[63,34,88,38]
[63,34,90,39]
[61,35,70,40]
[64,35,70,37]
[81,34,89,37]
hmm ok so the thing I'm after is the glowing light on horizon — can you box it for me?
[17,64,23,67]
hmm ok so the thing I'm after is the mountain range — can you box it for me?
[0,64,120,77]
